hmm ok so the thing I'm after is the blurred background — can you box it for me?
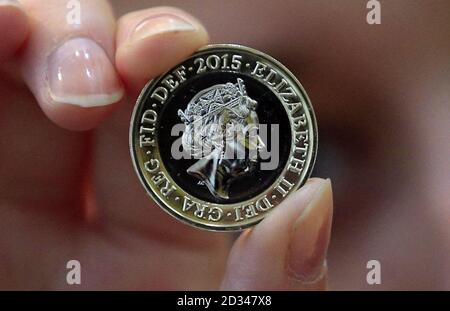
[111,0,450,290]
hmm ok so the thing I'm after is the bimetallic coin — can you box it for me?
[130,44,318,231]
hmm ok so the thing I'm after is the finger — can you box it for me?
[92,7,210,242]
[116,6,208,93]
[0,0,29,62]
[18,0,124,131]
[220,178,333,290]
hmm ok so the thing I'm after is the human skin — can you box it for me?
[0,0,331,290]
[0,0,448,290]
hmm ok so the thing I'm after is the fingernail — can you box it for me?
[131,13,197,42]
[287,179,333,282]
[47,37,124,108]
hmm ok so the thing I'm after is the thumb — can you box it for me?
[220,178,333,290]
[18,0,123,131]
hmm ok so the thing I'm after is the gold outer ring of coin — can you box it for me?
[129,44,318,232]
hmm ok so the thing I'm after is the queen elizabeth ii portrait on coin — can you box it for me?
[178,78,266,200]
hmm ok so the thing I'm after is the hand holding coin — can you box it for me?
[0,1,332,290]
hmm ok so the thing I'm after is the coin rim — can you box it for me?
[129,43,318,232]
